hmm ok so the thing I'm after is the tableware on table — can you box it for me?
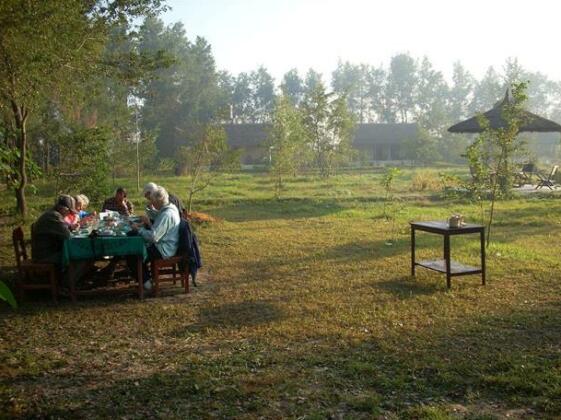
[72,231,89,238]
[448,214,465,228]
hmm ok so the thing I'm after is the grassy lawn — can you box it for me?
[1,168,561,418]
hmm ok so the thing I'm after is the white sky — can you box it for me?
[162,0,561,83]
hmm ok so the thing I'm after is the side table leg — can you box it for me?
[480,230,486,286]
[411,227,416,277]
[137,256,144,300]
[444,234,451,289]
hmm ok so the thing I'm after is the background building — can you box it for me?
[224,123,420,166]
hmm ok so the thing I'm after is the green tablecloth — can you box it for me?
[62,235,148,266]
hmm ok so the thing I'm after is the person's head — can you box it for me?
[55,194,76,216]
[74,194,89,211]
[115,187,127,202]
[150,186,169,210]
[143,182,158,200]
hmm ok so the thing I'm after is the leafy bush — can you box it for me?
[0,280,17,309]
[53,127,111,202]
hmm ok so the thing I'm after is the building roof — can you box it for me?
[353,123,419,145]
[448,89,561,133]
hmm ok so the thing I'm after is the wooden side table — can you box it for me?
[410,221,486,289]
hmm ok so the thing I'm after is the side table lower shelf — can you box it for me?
[416,259,482,276]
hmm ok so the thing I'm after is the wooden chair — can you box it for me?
[535,165,559,190]
[150,218,200,297]
[151,255,190,297]
[12,227,58,303]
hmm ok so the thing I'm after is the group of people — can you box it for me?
[31,182,189,292]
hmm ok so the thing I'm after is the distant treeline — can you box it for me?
[5,14,561,181]
[132,18,561,158]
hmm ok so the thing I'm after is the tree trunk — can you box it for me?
[12,101,28,217]
[187,190,194,213]
[136,139,140,192]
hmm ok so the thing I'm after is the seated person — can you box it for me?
[142,182,159,221]
[129,186,180,290]
[32,195,91,287]
[102,187,133,216]
[62,196,80,230]
[142,182,185,221]
[75,194,96,221]
[32,195,73,266]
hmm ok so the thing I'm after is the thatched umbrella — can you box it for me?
[448,89,561,133]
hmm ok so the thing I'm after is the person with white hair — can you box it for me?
[142,182,160,221]
[131,186,180,290]
[142,181,185,221]
[74,194,95,220]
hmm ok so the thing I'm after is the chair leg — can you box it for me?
[154,267,160,297]
[184,271,189,294]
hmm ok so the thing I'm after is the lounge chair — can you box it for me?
[535,165,559,190]
[514,163,538,187]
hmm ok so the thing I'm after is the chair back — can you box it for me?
[521,163,536,173]
[12,227,28,271]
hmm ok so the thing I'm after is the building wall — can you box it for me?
[226,123,418,165]
[235,146,267,165]
[354,143,404,161]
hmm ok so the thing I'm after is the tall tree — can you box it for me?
[414,56,449,134]
[138,19,223,156]
[301,81,355,177]
[0,0,164,216]
[470,66,503,113]
[250,66,276,123]
[303,69,324,96]
[232,72,253,123]
[448,61,475,122]
[331,61,370,123]
[503,57,525,86]
[386,53,417,123]
[217,70,235,122]
[365,65,388,123]
[267,95,308,197]
[280,69,305,107]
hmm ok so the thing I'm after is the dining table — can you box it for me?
[62,214,148,302]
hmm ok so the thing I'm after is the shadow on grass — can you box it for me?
[222,239,410,290]
[172,300,284,336]
[374,276,442,298]
[0,292,144,318]
[4,302,561,418]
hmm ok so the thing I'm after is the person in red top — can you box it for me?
[62,196,79,230]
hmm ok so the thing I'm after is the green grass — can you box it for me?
[1,168,561,418]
